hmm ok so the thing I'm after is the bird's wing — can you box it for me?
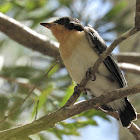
[84,26,127,88]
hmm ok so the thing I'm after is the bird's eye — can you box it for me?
[69,23,74,30]
[69,22,74,26]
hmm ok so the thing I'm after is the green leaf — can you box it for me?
[60,119,97,129]
[47,64,60,77]
[38,84,53,107]
[26,1,37,10]
[59,81,76,107]
[49,119,97,138]
[49,126,79,138]
[0,96,8,116]
[0,3,12,13]
[79,109,109,121]
[32,84,53,117]
[1,66,40,78]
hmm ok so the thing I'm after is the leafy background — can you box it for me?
[0,0,139,140]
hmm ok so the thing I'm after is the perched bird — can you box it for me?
[40,17,136,127]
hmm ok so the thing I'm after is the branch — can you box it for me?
[0,74,41,91]
[115,53,140,65]
[135,0,140,30]
[129,123,140,140]
[118,63,140,74]
[0,12,60,60]
[0,83,139,140]
[63,27,139,108]
[72,27,138,101]
[66,0,140,107]
[101,110,140,140]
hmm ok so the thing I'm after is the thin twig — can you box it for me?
[64,86,82,106]
[135,0,140,30]
[0,74,42,92]
[129,123,140,140]
[115,53,140,65]
[0,61,59,124]
[84,28,138,86]
[118,63,140,74]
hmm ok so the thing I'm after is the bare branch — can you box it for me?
[67,27,139,108]
[102,110,140,140]
[0,83,140,140]
[135,0,140,30]
[118,63,140,74]
[129,123,140,140]
[79,28,138,90]
[131,35,140,52]
[0,12,60,60]
[64,86,82,106]
[115,53,140,65]
[0,74,41,91]
[137,113,140,119]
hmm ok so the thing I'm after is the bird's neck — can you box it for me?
[50,25,75,43]
[59,30,86,60]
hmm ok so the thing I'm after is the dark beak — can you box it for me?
[40,23,55,29]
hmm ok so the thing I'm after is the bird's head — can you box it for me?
[40,17,84,42]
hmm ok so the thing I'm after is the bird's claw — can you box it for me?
[74,84,80,94]
[83,88,90,95]
[74,85,90,95]
[86,67,96,81]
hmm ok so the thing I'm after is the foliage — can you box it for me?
[0,0,132,139]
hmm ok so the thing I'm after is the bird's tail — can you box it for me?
[119,98,136,127]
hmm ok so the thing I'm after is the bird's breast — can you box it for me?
[59,31,99,83]
[59,30,119,92]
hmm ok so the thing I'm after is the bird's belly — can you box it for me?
[63,43,119,95]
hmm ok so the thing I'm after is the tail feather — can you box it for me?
[119,98,136,127]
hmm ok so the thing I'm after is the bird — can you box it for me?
[40,17,136,127]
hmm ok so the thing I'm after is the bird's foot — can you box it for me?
[74,84,90,95]
[86,67,96,81]
[74,84,81,94]
[83,88,90,95]
[64,84,82,107]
